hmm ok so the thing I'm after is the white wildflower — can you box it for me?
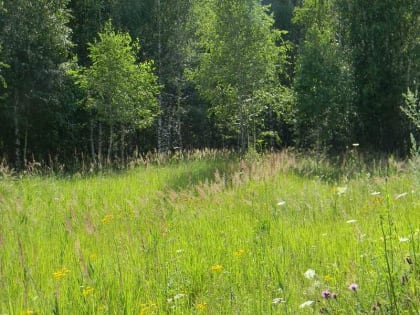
[272,297,285,305]
[346,219,357,224]
[277,200,286,206]
[399,237,409,243]
[395,192,408,199]
[337,186,347,195]
[304,269,316,279]
[174,293,186,300]
[299,300,314,309]
[370,191,381,196]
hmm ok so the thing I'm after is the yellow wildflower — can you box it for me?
[82,286,94,297]
[22,310,36,315]
[53,267,70,280]
[324,275,334,282]
[139,303,157,315]
[102,214,114,223]
[234,249,245,257]
[197,303,207,311]
[210,264,223,272]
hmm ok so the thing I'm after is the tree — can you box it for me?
[293,0,355,152]
[188,0,289,152]
[0,0,72,167]
[339,0,419,152]
[70,21,160,165]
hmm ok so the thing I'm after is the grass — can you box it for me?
[0,151,419,314]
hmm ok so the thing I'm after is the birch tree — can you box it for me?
[188,0,289,152]
[71,21,160,165]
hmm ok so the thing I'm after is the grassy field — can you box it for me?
[0,151,419,314]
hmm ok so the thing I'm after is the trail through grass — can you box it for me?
[0,152,418,314]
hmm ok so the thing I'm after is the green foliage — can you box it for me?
[339,0,418,152]
[401,88,420,157]
[0,46,7,89]
[401,88,420,132]
[293,0,355,152]
[69,21,160,162]
[72,21,160,129]
[0,0,72,165]
[188,0,290,151]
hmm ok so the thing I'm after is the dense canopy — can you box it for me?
[0,0,418,168]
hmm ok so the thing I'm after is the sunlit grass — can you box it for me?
[0,152,418,314]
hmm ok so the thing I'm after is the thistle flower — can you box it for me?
[348,283,358,291]
[321,290,331,299]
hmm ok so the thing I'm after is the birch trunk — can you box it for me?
[13,89,21,168]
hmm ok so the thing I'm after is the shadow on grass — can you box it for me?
[159,157,239,191]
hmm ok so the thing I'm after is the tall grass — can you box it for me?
[0,151,418,314]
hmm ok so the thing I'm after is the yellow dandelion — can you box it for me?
[210,264,223,272]
[234,249,245,257]
[197,303,207,311]
[324,275,334,282]
[101,214,114,223]
[82,286,94,297]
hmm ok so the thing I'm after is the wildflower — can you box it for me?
[53,267,70,280]
[196,303,207,310]
[234,249,245,257]
[337,186,347,195]
[399,237,409,243]
[348,283,358,291]
[323,275,333,282]
[352,143,359,147]
[346,219,357,224]
[304,269,316,279]
[370,191,381,196]
[101,214,114,223]
[174,293,186,300]
[139,303,157,315]
[331,292,338,299]
[321,290,331,299]
[272,297,285,304]
[277,200,286,206]
[371,301,381,312]
[82,286,94,297]
[22,310,36,315]
[395,192,408,199]
[210,264,223,272]
[97,305,107,311]
[299,300,314,309]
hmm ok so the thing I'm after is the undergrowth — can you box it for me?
[0,150,418,314]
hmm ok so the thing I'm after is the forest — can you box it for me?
[0,0,419,169]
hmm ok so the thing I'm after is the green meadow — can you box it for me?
[0,152,419,314]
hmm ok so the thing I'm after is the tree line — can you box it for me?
[0,0,418,168]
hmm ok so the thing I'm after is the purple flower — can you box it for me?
[349,283,358,291]
[322,290,331,299]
